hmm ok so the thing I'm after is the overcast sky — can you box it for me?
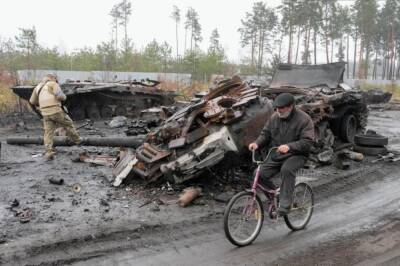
[1,0,281,62]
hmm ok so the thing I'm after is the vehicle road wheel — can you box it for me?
[341,114,357,143]
[114,106,127,116]
[86,106,100,120]
[284,183,314,231]
[70,106,86,121]
[223,191,264,247]
[354,134,388,147]
[100,105,113,118]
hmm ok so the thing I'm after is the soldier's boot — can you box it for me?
[44,151,56,161]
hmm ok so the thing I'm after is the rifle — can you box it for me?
[61,102,70,115]
[29,103,43,119]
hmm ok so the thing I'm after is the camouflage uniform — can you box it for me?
[29,76,80,157]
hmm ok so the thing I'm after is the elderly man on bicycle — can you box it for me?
[248,93,314,216]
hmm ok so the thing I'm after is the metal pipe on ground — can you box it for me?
[6,136,144,148]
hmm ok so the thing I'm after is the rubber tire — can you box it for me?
[353,145,388,156]
[223,191,264,247]
[70,106,86,121]
[86,106,100,120]
[341,114,357,143]
[354,134,388,147]
[114,106,127,116]
[100,105,113,118]
[284,183,314,231]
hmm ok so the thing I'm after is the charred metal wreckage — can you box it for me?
[12,79,176,120]
[7,63,369,186]
[113,63,369,186]
[113,76,273,186]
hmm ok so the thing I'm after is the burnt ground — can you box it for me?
[1,109,400,265]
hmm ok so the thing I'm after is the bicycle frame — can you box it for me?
[251,147,279,192]
[249,147,280,217]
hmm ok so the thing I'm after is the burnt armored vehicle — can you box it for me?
[113,76,274,185]
[12,79,177,120]
[263,62,368,144]
[112,64,368,185]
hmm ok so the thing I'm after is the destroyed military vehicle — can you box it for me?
[113,62,368,186]
[11,79,177,120]
[263,62,368,145]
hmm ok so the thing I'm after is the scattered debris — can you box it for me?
[213,191,235,203]
[8,199,20,209]
[0,235,6,244]
[371,153,395,163]
[76,151,116,167]
[15,120,28,133]
[340,149,364,162]
[99,199,110,207]
[178,187,202,207]
[109,116,128,128]
[149,203,160,212]
[49,177,64,185]
[362,89,392,104]
[17,208,33,223]
[72,183,82,193]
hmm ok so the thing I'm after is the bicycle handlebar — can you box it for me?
[252,147,278,165]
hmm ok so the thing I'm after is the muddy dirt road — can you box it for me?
[73,162,400,266]
[1,109,400,265]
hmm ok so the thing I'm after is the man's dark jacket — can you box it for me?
[255,107,315,155]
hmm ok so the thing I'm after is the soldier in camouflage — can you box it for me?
[29,73,81,160]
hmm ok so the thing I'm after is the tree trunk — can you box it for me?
[184,28,187,53]
[372,50,378,80]
[346,34,350,79]
[295,26,301,64]
[314,29,317,65]
[325,34,329,63]
[365,46,370,79]
[353,33,358,79]
[357,38,364,79]
[175,22,179,62]
[251,34,255,66]
[288,23,293,63]
[382,56,387,80]
[330,38,334,62]
[278,32,283,61]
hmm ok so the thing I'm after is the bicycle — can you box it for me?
[223,147,314,247]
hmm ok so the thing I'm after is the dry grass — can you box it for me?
[158,78,210,101]
[0,82,20,113]
[359,82,400,101]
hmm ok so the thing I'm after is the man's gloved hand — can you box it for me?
[248,143,258,151]
[277,144,290,154]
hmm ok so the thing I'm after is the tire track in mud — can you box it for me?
[6,162,400,265]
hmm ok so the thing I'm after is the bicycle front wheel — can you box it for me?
[223,191,264,247]
[284,182,314,231]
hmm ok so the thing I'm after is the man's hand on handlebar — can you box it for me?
[277,144,290,154]
[248,142,258,151]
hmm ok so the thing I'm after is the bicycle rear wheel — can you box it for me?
[223,191,264,246]
[284,182,314,231]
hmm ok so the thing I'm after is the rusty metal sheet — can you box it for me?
[186,127,209,144]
